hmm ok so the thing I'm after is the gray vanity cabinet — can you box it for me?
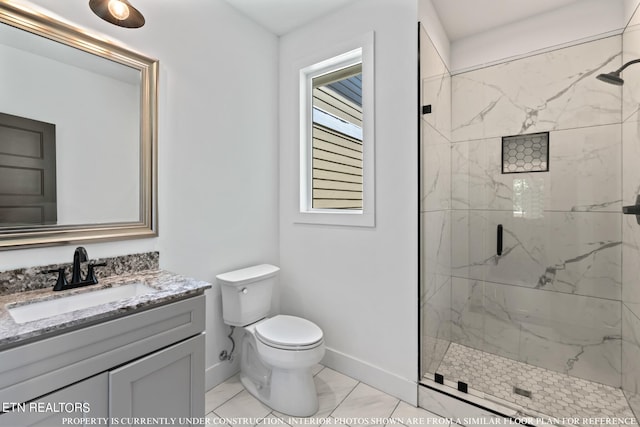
[0,295,206,427]
[0,373,108,426]
[110,334,204,420]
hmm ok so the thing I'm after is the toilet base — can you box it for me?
[241,366,319,417]
[236,319,324,417]
[239,326,321,417]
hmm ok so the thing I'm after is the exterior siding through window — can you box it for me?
[311,72,363,209]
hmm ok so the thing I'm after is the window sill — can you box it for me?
[294,209,375,227]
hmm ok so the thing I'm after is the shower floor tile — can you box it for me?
[431,343,636,425]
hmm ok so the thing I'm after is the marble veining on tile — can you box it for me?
[451,36,621,142]
[622,13,640,122]
[421,274,451,376]
[420,18,636,426]
[419,18,454,385]
[421,125,451,213]
[451,211,622,301]
[450,277,622,387]
[622,121,640,310]
[422,211,451,278]
[623,306,640,418]
[451,125,622,213]
[421,26,451,142]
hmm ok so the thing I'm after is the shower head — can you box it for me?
[596,71,624,86]
[596,58,640,86]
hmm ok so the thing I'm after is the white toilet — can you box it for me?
[216,264,325,417]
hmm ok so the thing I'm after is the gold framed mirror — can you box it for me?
[0,2,158,249]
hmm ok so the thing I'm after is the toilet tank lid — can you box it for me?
[216,264,280,286]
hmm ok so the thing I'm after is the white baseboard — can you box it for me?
[205,358,240,391]
[322,347,417,405]
[205,347,418,405]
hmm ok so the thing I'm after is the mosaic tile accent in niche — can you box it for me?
[502,132,549,173]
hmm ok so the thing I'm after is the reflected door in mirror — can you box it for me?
[0,112,56,226]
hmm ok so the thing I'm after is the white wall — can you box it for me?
[625,0,640,27]
[3,0,279,388]
[279,0,418,403]
[418,0,450,70]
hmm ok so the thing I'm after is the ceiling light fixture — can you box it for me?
[89,0,145,28]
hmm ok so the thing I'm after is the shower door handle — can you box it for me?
[623,195,640,225]
[623,205,640,214]
[497,224,503,256]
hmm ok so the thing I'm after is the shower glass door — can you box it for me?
[420,12,640,421]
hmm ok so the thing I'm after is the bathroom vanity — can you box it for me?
[0,265,210,426]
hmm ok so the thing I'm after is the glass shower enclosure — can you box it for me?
[419,7,640,423]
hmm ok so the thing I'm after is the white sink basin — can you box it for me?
[7,283,157,324]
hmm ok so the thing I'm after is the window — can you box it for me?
[312,63,363,209]
[298,33,374,227]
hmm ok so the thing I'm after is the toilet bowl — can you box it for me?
[216,265,325,417]
[240,315,325,416]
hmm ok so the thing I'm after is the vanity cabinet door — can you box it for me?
[0,372,108,426]
[109,334,204,424]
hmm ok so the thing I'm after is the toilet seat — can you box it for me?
[256,315,323,350]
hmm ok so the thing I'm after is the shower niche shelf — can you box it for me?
[502,132,549,174]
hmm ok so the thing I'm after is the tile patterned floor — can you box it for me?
[205,365,453,427]
[434,343,637,423]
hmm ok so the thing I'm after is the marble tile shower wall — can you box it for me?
[420,24,452,377]
[622,8,640,418]
[449,35,625,388]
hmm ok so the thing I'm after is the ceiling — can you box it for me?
[430,0,583,41]
[222,0,591,40]
[222,0,361,36]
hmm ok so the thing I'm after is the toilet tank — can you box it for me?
[216,264,280,326]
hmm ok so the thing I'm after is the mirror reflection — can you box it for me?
[0,2,157,249]
[0,21,141,228]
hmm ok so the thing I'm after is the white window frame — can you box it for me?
[296,32,375,227]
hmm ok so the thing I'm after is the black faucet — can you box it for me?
[43,246,107,291]
[71,246,88,285]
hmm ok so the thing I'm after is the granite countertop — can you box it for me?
[0,269,211,349]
